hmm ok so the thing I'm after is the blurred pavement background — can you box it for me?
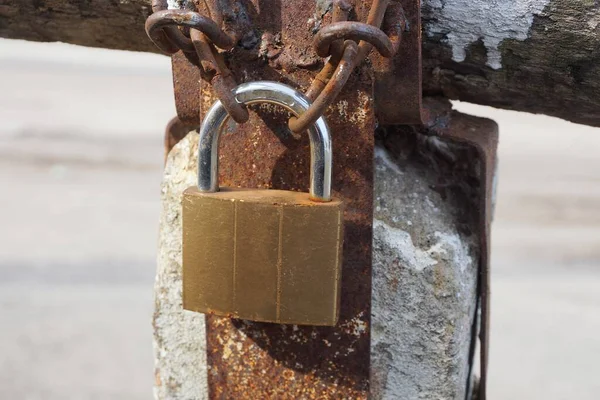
[1,38,599,399]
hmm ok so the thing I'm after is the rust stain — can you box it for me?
[195,1,375,397]
[154,368,162,387]
[172,51,202,126]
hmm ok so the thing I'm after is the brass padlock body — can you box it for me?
[183,187,343,326]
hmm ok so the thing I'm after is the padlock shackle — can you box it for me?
[197,81,333,202]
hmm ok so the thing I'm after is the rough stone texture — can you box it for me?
[155,129,480,399]
[370,144,479,399]
[2,0,600,126]
[154,131,208,400]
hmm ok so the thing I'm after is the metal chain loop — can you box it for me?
[288,0,404,133]
[145,0,401,128]
[189,28,250,123]
[314,21,395,59]
[289,40,358,133]
[145,10,236,54]
[145,5,249,123]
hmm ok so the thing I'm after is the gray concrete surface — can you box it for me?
[1,38,599,399]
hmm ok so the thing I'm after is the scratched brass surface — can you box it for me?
[182,187,344,326]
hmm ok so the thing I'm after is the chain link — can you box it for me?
[146,10,236,53]
[288,0,403,133]
[145,0,401,129]
[145,2,249,123]
[289,40,358,133]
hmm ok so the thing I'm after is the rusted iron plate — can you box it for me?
[188,1,376,398]
[203,95,374,398]
[372,0,423,125]
[172,51,202,125]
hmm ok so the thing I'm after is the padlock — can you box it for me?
[182,81,344,326]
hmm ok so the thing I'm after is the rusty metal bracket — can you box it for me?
[415,99,496,400]
[171,52,203,126]
[372,0,423,125]
[164,116,194,164]
[443,113,496,400]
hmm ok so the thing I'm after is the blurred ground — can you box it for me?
[1,38,599,399]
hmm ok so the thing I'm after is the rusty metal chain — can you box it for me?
[146,10,236,53]
[314,22,394,59]
[146,1,249,123]
[288,0,404,133]
[145,0,401,129]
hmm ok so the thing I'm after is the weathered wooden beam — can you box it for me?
[1,0,598,126]
[422,0,600,127]
[0,0,156,52]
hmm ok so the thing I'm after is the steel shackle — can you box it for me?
[197,81,333,202]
